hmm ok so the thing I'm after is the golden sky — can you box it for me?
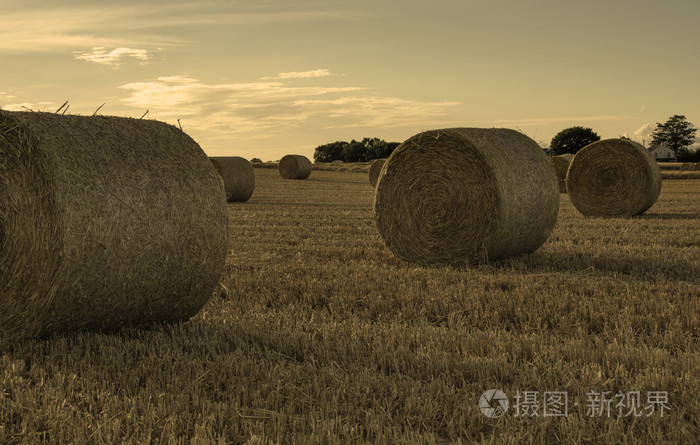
[2,0,698,160]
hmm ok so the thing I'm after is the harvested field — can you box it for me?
[1,168,698,443]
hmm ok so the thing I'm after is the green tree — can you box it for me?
[341,140,366,162]
[549,126,601,156]
[314,137,401,162]
[313,141,347,162]
[651,115,697,160]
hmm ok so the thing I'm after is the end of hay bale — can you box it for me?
[209,156,255,202]
[279,154,312,179]
[374,128,559,266]
[368,158,387,187]
[566,138,662,217]
[0,110,228,340]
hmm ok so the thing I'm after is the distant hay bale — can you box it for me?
[680,162,694,171]
[331,159,344,164]
[279,154,311,179]
[0,110,228,340]
[566,138,661,217]
[374,128,559,266]
[550,153,575,193]
[209,156,255,202]
[693,163,700,171]
[368,158,387,187]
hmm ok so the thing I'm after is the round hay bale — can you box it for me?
[0,110,228,340]
[550,153,574,193]
[566,138,661,217]
[374,128,559,266]
[331,159,344,164]
[279,154,311,179]
[209,156,255,202]
[368,158,387,187]
[679,162,694,171]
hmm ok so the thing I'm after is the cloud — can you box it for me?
[117,74,459,138]
[493,115,635,127]
[74,47,152,67]
[2,102,55,112]
[262,69,331,80]
[0,3,363,52]
[633,122,656,142]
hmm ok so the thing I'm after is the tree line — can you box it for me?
[548,115,698,162]
[313,138,400,163]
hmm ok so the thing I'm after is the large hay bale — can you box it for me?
[368,158,387,187]
[374,128,559,266]
[0,110,228,340]
[550,153,575,193]
[279,154,311,179]
[680,162,694,171]
[566,138,661,217]
[209,156,255,202]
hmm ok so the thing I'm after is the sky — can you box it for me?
[1,0,699,160]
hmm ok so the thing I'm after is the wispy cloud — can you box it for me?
[74,47,152,67]
[117,74,459,138]
[2,102,56,112]
[0,3,363,52]
[493,115,636,126]
[262,69,331,80]
[633,122,655,142]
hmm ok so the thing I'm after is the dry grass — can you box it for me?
[550,154,574,193]
[1,168,698,443]
[662,170,700,180]
[567,139,662,217]
[374,128,559,266]
[657,162,683,171]
[368,158,386,187]
[0,110,227,340]
[210,156,255,202]
[279,155,312,179]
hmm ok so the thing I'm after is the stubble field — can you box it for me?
[1,168,699,444]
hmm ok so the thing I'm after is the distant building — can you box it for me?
[648,143,676,161]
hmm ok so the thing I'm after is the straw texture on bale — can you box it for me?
[680,162,694,171]
[0,110,228,340]
[374,128,559,266]
[368,158,387,187]
[209,156,255,202]
[566,138,662,217]
[279,154,312,179]
[550,153,575,193]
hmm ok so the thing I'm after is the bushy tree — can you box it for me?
[313,138,400,162]
[341,140,366,162]
[651,115,697,160]
[313,141,347,162]
[550,126,601,156]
